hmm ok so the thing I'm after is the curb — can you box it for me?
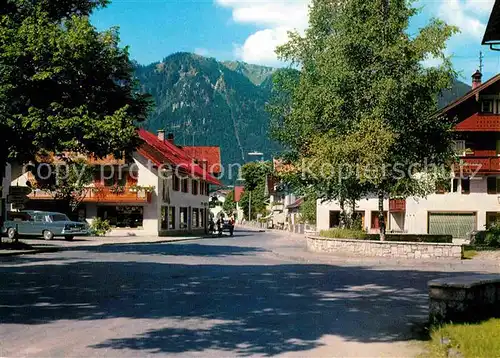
[0,247,61,257]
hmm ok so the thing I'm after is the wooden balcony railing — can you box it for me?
[389,199,406,212]
[29,186,152,204]
[455,156,500,173]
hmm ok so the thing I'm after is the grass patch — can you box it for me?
[319,228,370,240]
[428,319,500,357]
[463,246,478,260]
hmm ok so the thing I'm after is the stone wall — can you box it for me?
[429,275,500,323]
[306,236,463,259]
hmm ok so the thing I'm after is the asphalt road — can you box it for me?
[0,230,492,357]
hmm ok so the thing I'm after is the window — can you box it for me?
[97,206,144,228]
[200,208,205,228]
[461,178,470,194]
[169,207,176,230]
[181,178,189,193]
[453,140,466,155]
[482,100,493,113]
[161,207,168,230]
[192,208,199,227]
[452,178,459,193]
[173,175,180,191]
[487,176,500,194]
[199,181,204,195]
[192,180,198,195]
[180,207,188,229]
[117,175,127,187]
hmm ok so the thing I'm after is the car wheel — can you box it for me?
[43,230,54,241]
[65,236,74,241]
[7,228,17,240]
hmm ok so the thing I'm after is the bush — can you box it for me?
[319,230,452,243]
[384,234,452,243]
[89,217,111,237]
[320,228,369,240]
[474,224,500,248]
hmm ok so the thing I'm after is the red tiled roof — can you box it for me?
[287,198,304,210]
[234,186,245,202]
[137,129,221,186]
[182,146,222,174]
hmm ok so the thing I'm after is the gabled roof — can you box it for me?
[182,146,222,174]
[234,186,245,202]
[438,74,500,116]
[483,0,500,45]
[137,129,221,186]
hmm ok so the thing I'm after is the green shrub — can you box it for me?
[320,228,369,240]
[89,217,111,237]
[384,234,452,243]
[473,224,500,248]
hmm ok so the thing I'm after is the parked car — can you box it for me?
[2,210,89,241]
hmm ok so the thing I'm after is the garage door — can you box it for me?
[428,213,477,239]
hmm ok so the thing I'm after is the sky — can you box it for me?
[92,0,500,83]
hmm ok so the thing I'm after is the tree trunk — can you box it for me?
[339,197,346,229]
[378,191,386,241]
[350,200,358,230]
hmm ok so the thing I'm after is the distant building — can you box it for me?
[8,130,221,236]
[483,0,500,50]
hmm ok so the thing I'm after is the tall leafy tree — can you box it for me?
[0,0,151,171]
[222,190,236,215]
[271,0,457,238]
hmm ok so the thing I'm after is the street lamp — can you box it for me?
[247,151,265,222]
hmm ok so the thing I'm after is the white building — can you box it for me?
[7,129,221,236]
[317,72,500,239]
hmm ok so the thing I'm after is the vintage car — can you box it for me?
[2,210,89,241]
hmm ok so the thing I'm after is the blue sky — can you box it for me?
[92,0,500,83]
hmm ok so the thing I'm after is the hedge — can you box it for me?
[319,229,452,243]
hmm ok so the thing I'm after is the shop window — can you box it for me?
[200,208,205,228]
[169,207,176,230]
[97,206,143,228]
[161,207,168,230]
[180,207,188,229]
[192,208,199,228]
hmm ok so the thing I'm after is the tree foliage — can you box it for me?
[240,161,272,220]
[0,0,151,169]
[222,190,236,215]
[270,0,458,234]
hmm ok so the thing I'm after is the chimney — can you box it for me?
[167,133,174,144]
[157,130,165,141]
[472,70,482,89]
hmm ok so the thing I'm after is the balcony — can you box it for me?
[455,156,500,174]
[29,186,152,204]
[389,199,406,212]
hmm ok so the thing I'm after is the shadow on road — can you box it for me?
[0,242,483,356]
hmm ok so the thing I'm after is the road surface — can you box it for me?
[0,230,494,357]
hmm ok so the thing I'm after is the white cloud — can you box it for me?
[216,0,310,66]
[234,27,290,65]
[194,48,210,57]
[438,0,493,40]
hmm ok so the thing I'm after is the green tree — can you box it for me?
[0,0,151,170]
[271,0,457,239]
[299,193,317,224]
[240,161,272,220]
[222,190,236,215]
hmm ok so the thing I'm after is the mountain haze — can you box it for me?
[136,53,472,177]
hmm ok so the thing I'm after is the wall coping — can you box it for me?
[306,235,462,247]
[429,275,500,289]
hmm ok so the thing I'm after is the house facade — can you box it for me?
[7,129,221,236]
[317,72,500,239]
